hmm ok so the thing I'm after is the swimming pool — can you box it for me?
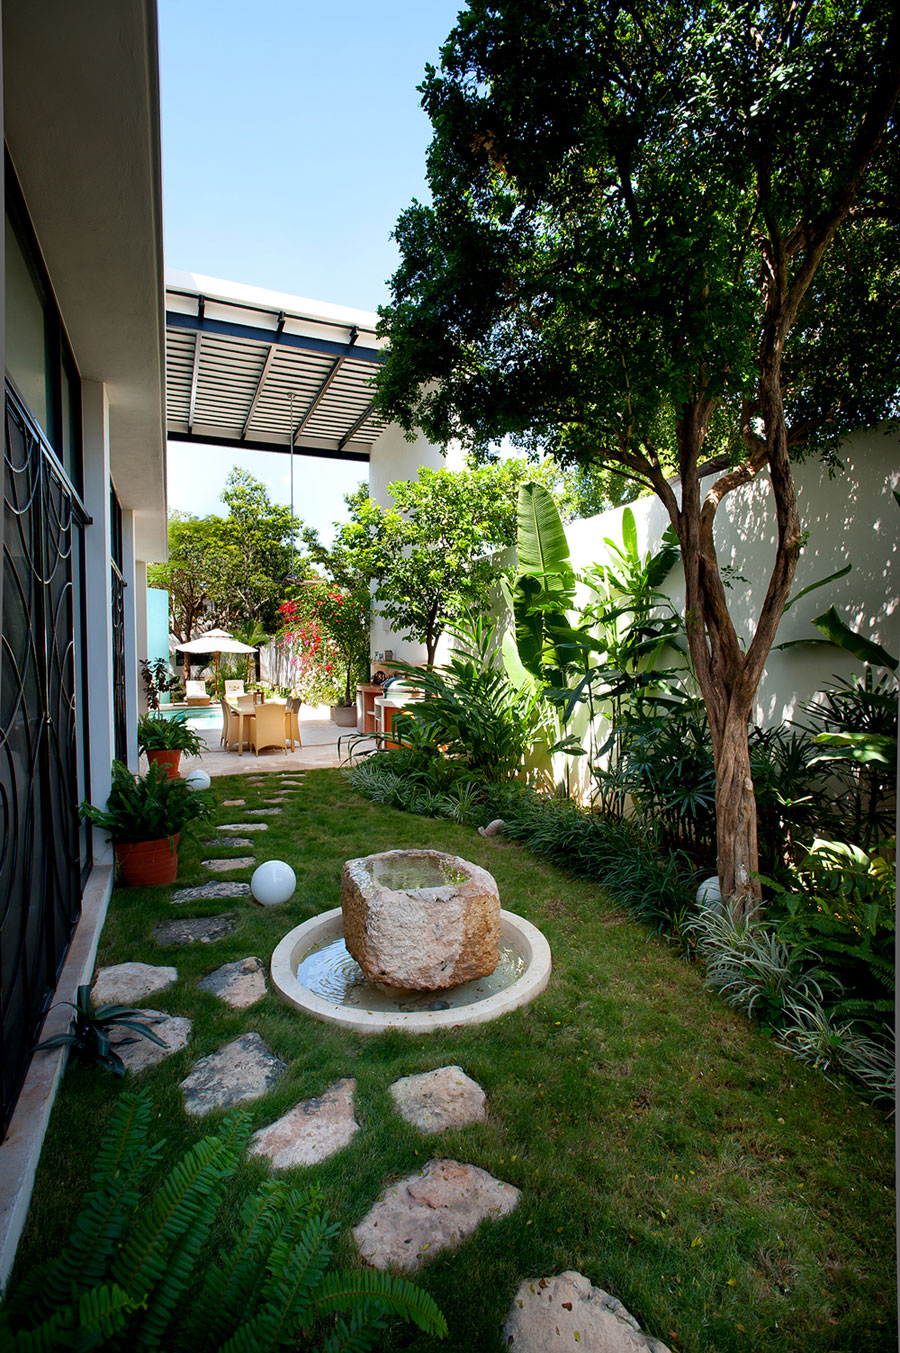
[159,704,223,730]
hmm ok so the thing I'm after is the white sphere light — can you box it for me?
[184,769,211,792]
[252,860,297,907]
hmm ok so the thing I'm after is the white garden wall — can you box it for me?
[565,427,899,728]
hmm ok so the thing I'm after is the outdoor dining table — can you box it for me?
[227,697,295,756]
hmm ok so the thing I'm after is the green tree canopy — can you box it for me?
[148,469,304,642]
[302,459,571,667]
[376,0,900,911]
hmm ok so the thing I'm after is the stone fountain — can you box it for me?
[270,847,551,1033]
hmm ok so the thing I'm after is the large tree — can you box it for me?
[148,470,303,642]
[376,0,900,913]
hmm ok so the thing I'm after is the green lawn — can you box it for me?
[15,769,897,1352]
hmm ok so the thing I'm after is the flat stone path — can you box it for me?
[248,807,280,816]
[222,798,245,806]
[113,1011,192,1073]
[202,857,256,872]
[390,1066,486,1134]
[220,822,268,832]
[354,1159,519,1271]
[92,962,177,1005]
[171,882,250,904]
[249,1078,359,1169]
[204,836,253,848]
[180,1032,285,1115]
[153,914,236,946]
[198,956,267,1008]
[503,1273,672,1353]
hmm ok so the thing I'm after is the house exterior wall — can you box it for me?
[0,0,167,1286]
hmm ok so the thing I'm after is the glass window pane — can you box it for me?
[5,212,49,435]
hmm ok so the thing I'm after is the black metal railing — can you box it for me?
[0,381,89,1136]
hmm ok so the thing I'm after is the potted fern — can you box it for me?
[138,712,205,779]
[80,759,212,885]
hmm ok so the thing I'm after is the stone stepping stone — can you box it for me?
[222,798,245,806]
[220,822,268,832]
[198,956,267,1009]
[203,857,256,872]
[247,807,280,816]
[180,1033,286,1116]
[354,1159,519,1272]
[204,837,253,849]
[153,914,236,947]
[112,1011,192,1073]
[171,882,251,904]
[249,1078,359,1169]
[389,1066,486,1135]
[92,962,177,1006]
[503,1272,672,1353]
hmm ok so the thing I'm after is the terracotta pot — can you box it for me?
[330,704,359,727]
[146,749,182,779]
[114,834,180,886]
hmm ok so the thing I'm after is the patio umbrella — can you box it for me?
[174,628,258,690]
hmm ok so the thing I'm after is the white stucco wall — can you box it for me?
[366,422,464,664]
[564,427,899,727]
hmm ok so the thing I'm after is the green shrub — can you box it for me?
[80,760,212,844]
[0,1089,446,1351]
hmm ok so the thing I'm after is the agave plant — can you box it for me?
[33,984,167,1076]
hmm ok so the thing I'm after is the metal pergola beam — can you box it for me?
[187,332,202,433]
[166,430,370,462]
[338,400,376,451]
[166,309,384,364]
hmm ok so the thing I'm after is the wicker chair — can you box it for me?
[284,696,302,751]
[249,701,289,756]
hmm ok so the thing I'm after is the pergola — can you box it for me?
[165,272,388,463]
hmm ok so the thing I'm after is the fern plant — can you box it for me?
[0,1090,446,1352]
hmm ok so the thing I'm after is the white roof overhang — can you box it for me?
[165,272,388,463]
[3,0,167,558]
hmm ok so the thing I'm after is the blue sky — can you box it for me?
[159,0,462,537]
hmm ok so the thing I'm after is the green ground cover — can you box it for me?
[15,770,897,1352]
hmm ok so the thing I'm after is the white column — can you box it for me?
[80,379,114,862]
[122,511,140,769]
[134,559,149,717]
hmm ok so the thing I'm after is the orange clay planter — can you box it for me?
[114,834,180,886]
[145,749,182,780]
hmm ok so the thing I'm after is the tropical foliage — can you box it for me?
[377,0,900,912]
[0,1089,447,1351]
[80,760,212,844]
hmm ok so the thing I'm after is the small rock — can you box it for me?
[198,956,267,1008]
[220,823,268,832]
[354,1159,519,1271]
[180,1033,285,1116]
[112,1011,192,1072]
[203,857,256,872]
[249,1079,359,1168]
[502,1272,672,1352]
[390,1066,487,1135]
[478,819,507,838]
[222,798,245,806]
[204,837,253,849]
[247,808,281,816]
[92,962,177,1006]
[153,915,236,947]
[171,882,251,904]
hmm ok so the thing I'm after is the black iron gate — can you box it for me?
[0,382,89,1136]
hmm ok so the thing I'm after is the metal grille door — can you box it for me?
[0,383,88,1135]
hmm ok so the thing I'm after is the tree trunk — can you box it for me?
[711,705,759,916]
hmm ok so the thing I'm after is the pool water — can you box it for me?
[159,705,223,730]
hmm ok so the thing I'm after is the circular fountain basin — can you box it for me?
[271,907,552,1034]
